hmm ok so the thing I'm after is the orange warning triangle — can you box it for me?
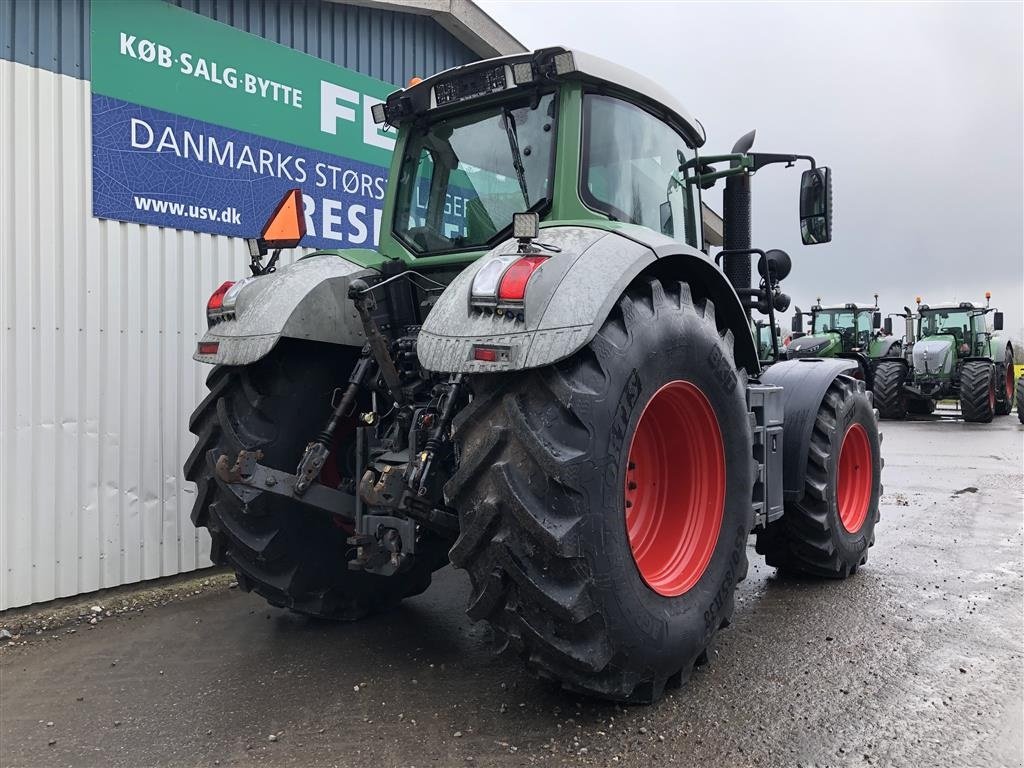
[261,188,306,247]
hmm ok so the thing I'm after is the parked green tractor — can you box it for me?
[786,297,902,385]
[185,47,882,702]
[873,296,1014,422]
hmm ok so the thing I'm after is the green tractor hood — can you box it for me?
[787,333,840,358]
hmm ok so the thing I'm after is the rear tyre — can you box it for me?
[873,360,908,419]
[755,375,881,577]
[994,348,1015,416]
[184,340,448,620]
[446,278,753,702]
[960,360,996,424]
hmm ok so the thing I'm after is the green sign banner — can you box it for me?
[90,0,406,247]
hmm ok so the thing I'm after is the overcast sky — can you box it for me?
[479,1,1024,337]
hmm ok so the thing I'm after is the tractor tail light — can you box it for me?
[498,256,547,302]
[471,255,547,307]
[207,281,234,313]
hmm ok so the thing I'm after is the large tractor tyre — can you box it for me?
[184,340,449,620]
[994,348,1015,416]
[906,397,936,416]
[960,360,996,424]
[755,375,881,578]
[1016,376,1024,424]
[446,278,752,703]
[873,360,908,419]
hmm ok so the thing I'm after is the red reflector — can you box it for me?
[197,341,220,355]
[497,256,546,301]
[473,347,498,362]
[207,281,235,312]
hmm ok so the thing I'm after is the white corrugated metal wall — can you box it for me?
[0,0,485,611]
[0,58,264,609]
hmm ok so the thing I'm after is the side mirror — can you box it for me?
[872,311,882,329]
[799,167,832,245]
[993,311,1004,331]
[791,311,803,334]
[757,249,792,283]
[883,317,893,335]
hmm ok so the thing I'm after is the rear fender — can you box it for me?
[416,225,759,375]
[194,254,376,366]
[759,358,861,502]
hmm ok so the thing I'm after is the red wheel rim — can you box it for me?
[837,423,872,533]
[624,381,725,597]
[1006,365,1014,401]
[989,375,996,412]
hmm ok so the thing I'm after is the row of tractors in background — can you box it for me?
[758,293,1021,424]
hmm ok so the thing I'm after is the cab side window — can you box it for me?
[582,94,697,246]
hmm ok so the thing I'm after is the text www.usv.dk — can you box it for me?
[133,195,242,224]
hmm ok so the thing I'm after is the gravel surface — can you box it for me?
[2,409,1022,767]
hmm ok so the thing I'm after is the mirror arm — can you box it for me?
[684,153,753,189]
[750,152,816,172]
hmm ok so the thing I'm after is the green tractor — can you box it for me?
[785,297,903,385]
[185,48,882,702]
[873,296,1014,422]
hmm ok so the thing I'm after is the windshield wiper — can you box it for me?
[503,107,530,207]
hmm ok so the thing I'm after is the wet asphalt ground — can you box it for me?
[2,408,1022,768]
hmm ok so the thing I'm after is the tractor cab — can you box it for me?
[371,47,710,269]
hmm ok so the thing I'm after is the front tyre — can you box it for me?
[446,278,752,702]
[995,347,1015,416]
[960,360,996,423]
[872,360,908,419]
[755,375,881,577]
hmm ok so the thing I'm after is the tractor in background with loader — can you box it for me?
[873,295,1014,422]
[185,47,882,703]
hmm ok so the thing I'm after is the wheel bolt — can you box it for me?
[628,481,637,491]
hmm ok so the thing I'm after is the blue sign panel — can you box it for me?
[92,94,390,249]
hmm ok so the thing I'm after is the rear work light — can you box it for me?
[470,255,547,310]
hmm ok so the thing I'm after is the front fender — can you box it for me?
[416,225,758,375]
[759,358,861,502]
[870,336,901,358]
[195,253,377,366]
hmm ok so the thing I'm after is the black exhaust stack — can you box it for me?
[723,130,756,318]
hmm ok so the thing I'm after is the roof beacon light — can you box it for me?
[985,290,991,306]
[408,76,423,87]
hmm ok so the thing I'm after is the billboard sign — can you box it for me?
[90,0,400,249]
